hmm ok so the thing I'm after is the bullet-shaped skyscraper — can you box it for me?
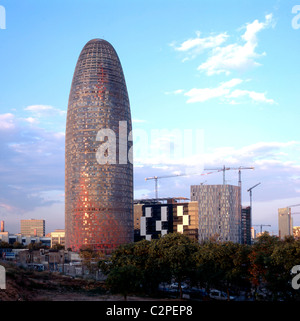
[65,39,133,252]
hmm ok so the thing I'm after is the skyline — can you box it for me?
[0,0,299,235]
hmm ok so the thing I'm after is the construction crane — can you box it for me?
[145,168,226,199]
[145,165,254,199]
[247,182,261,237]
[205,165,255,186]
[253,224,271,234]
[288,204,300,208]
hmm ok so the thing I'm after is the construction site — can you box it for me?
[141,165,300,242]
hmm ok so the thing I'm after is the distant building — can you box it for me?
[20,219,45,237]
[49,229,65,248]
[241,206,251,245]
[10,234,50,247]
[256,231,270,238]
[293,226,300,239]
[134,198,199,242]
[0,231,9,243]
[278,207,293,239]
[0,232,50,248]
[191,184,241,243]
[0,221,4,232]
[251,227,256,240]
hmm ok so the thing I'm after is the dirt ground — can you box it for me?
[0,262,173,301]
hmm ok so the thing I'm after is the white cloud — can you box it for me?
[185,86,229,103]
[198,14,274,75]
[24,117,39,124]
[25,105,54,112]
[173,31,228,61]
[181,78,274,104]
[203,141,299,167]
[25,105,66,117]
[184,78,243,103]
[221,78,244,88]
[0,113,15,130]
[165,89,184,95]
[169,14,276,105]
[227,89,275,104]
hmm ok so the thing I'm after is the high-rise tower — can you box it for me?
[191,184,241,243]
[65,39,133,252]
[278,207,293,239]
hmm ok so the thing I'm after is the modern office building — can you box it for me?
[20,219,45,237]
[65,39,133,253]
[241,206,251,245]
[191,184,241,243]
[278,207,293,239]
[134,198,199,242]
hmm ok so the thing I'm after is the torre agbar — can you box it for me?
[65,39,133,252]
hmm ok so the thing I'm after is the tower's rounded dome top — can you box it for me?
[87,38,108,43]
[84,38,114,48]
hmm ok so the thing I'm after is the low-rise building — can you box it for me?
[47,229,65,247]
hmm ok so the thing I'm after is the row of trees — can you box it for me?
[0,241,64,251]
[98,233,300,301]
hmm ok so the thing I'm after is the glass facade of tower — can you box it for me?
[65,39,133,253]
[191,185,241,243]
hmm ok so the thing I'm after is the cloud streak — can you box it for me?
[0,112,65,220]
[170,14,276,105]
[175,78,275,104]
[173,31,229,61]
[198,14,274,75]
[173,14,274,75]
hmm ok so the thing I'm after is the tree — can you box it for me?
[99,240,155,294]
[195,241,222,291]
[27,241,48,250]
[52,243,64,250]
[216,242,251,300]
[79,246,103,275]
[248,233,280,299]
[195,240,252,300]
[149,233,199,299]
[105,264,142,300]
[268,236,300,300]
[0,241,12,249]
[13,242,24,249]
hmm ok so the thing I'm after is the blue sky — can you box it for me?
[0,0,299,234]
